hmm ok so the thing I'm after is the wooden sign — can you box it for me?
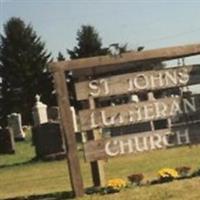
[79,94,200,131]
[50,43,200,197]
[84,121,200,162]
[50,43,200,71]
[75,65,200,100]
[52,70,84,197]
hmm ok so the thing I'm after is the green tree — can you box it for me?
[0,17,52,126]
[57,51,65,61]
[67,25,107,59]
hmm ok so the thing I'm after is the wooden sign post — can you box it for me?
[53,70,84,197]
[88,97,106,187]
[50,43,200,197]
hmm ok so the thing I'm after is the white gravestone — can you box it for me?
[130,94,139,103]
[7,113,25,140]
[32,95,48,127]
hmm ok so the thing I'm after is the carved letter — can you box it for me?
[143,104,154,120]
[89,80,100,97]
[100,79,110,95]
[134,74,149,90]
[155,102,167,118]
[170,100,183,116]
[101,110,115,127]
[150,134,163,150]
[128,78,133,92]
[150,72,164,88]
[129,111,135,123]
[105,140,120,156]
[162,132,175,147]
[134,136,148,152]
[178,69,189,84]
[119,139,134,154]
[90,111,99,128]
[183,97,196,113]
[176,129,190,145]
[165,71,178,86]
[133,107,143,122]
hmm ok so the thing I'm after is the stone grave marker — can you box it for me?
[0,127,15,154]
[32,94,48,126]
[32,122,66,160]
[7,113,25,141]
[47,106,59,122]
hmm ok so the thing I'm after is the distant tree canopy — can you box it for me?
[0,17,54,126]
[67,25,108,59]
[57,51,65,61]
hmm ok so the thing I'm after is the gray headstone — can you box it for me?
[47,106,59,122]
[0,127,15,154]
[7,113,25,140]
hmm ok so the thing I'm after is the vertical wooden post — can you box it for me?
[88,97,106,187]
[148,92,155,131]
[53,70,84,197]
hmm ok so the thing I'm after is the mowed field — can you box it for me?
[0,133,200,200]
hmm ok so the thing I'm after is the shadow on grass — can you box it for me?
[4,187,102,200]
[0,157,42,169]
[3,174,200,200]
[4,191,75,200]
[4,186,103,200]
[0,154,68,169]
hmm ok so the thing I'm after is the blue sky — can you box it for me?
[1,0,200,60]
[1,0,200,93]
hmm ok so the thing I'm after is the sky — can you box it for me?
[1,0,200,92]
[1,0,200,59]
[1,0,200,94]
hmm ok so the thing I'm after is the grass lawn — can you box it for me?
[0,132,200,200]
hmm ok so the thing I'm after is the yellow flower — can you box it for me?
[107,178,127,190]
[158,168,179,178]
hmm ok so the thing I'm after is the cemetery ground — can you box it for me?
[0,131,200,200]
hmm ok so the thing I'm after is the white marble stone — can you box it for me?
[32,94,48,126]
[7,113,25,140]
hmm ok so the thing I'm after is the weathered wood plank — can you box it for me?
[84,121,200,162]
[88,97,106,187]
[49,44,200,72]
[53,70,84,197]
[79,94,200,131]
[75,65,200,100]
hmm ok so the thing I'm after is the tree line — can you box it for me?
[0,17,128,126]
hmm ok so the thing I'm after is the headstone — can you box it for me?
[7,113,25,140]
[0,128,15,154]
[130,94,139,102]
[47,106,59,122]
[32,122,66,160]
[32,94,48,126]
[70,106,79,132]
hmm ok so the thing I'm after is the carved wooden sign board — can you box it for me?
[50,44,200,197]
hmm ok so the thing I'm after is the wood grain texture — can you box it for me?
[49,44,200,72]
[87,97,106,187]
[79,94,200,131]
[84,121,200,162]
[53,70,84,197]
[75,65,200,100]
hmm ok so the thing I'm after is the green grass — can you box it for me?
[0,133,200,200]
[0,130,35,167]
[82,177,200,200]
